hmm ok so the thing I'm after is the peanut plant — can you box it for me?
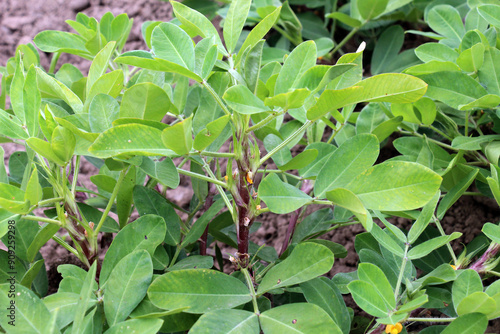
[0,1,499,333]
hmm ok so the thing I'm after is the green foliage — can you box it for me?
[1,1,500,333]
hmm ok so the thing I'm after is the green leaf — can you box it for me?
[26,223,59,263]
[104,318,163,334]
[36,68,83,114]
[457,43,485,73]
[278,149,318,171]
[452,269,483,312]
[189,309,259,334]
[408,191,440,243]
[152,22,194,70]
[137,157,179,189]
[441,313,488,334]
[43,292,89,330]
[133,186,181,246]
[182,199,225,247]
[170,0,227,56]
[86,41,116,97]
[25,167,43,205]
[346,161,442,211]
[258,173,312,214]
[459,94,500,111]
[457,292,497,316]
[224,0,252,54]
[315,134,379,199]
[357,0,389,20]
[416,71,487,109]
[478,4,500,27]
[194,37,217,80]
[408,232,462,260]
[0,108,29,140]
[300,277,351,334]
[275,41,317,96]
[369,224,405,257]
[72,262,97,334]
[19,258,44,289]
[452,135,500,150]
[0,183,30,214]
[168,255,214,272]
[120,83,172,122]
[427,5,465,44]
[148,269,251,313]
[260,303,342,334]
[85,70,124,113]
[104,250,153,326]
[257,242,334,294]
[347,280,390,318]
[371,25,404,75]
[264,89,311,110]
[415,43,459,63]
[193,115,230,151]
[358,263,395,309]
[23,65,40,137]
[100,214,166,284]
[161,115,193,155]
[51,126,76,164]
[307,73,427,121]
[437,169,478,219]
[396,294,429,314]
[0,284,59,333]
[116,165,136,228]
[326,188,370,230]
[89,124,172,157]
[223,84,271,114]
[34,30,91,58]
[478,47,500,95]
[89,94,119,133]
[235,7,281,65]
[114,51,202,82]
[483,223,500,244]
[325,12,362,28]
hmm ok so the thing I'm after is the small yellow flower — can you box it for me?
[256,204,261,210]
[318,56,323,61]
[224,175,228,181]
[451,264,457,270]
[385,323,403,334]
[246,171,253,184]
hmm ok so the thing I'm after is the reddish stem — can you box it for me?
[468,243,500,272]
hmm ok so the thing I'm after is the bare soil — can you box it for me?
[1,0,499,331]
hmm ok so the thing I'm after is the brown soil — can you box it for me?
[1,0,500,332]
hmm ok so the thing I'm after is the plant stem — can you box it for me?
[48,52,61,74]
[202,80,231,116]
[259,121,313,166]
[246,110,286,133]
[408,317,456,323]
[202,161,234,218]
[52,234,79,257]
[464,110,470,136]
[255,169,302,180]
[22,215,61,225]
[329,27,360,57]
[433,215,458,264]
[177,168,228,189]
[199,151,235,158]
[94,168,129,235]
[399,130,456,151]
[394,243,410,300]
[242,268,260,314]
[71,155,80,196]
[468,243,500,272]
[29,197,64,210]
[169,246,182,268]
